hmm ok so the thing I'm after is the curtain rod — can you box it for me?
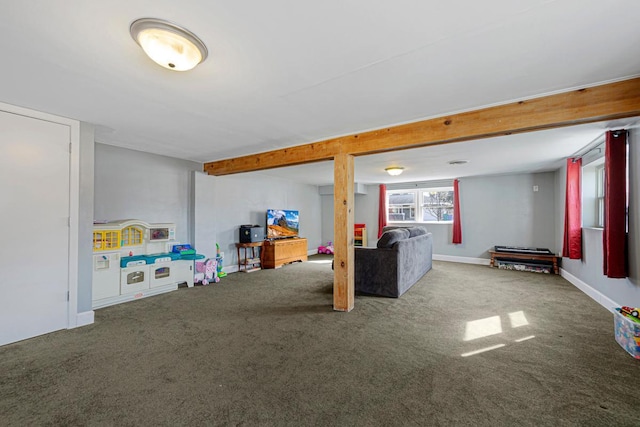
[570,128,631,161]
[569,132,605,160]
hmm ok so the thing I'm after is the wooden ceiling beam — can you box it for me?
[203,77,640,175]
[203,138,342,175]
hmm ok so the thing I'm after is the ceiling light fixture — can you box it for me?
[385,166,404,176]
[130,18,208,71]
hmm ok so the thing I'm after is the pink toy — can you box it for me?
[317,242,334,255]
[195,258,220,285]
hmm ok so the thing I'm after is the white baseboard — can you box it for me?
[92,284,178,310]
[223,265,240,274]
[433,254,491,266]
[433,257,620,313]
[560,268,620,313]
[75,310,94,328]
[223,253,319,274]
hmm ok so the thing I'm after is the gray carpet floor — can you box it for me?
[1,257,639,426]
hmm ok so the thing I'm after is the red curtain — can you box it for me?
[378,184,387,238]
[562,158,582,259]
[603,130,628,278]
[452,179,462,244]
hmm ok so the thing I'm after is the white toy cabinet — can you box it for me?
[92,219,194,309]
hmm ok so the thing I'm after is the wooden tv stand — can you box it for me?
[262,238,308,269]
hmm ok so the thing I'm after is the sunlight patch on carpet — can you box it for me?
[464,316,502,341]
[461,344,506,357]
[508,311,529,328]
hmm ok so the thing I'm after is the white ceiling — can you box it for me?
[1,0,639,185]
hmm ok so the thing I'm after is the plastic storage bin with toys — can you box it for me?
[614,306,640,359]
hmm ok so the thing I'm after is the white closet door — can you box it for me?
[0,110,70,346]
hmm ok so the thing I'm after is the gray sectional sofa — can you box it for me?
[354,226,433,297]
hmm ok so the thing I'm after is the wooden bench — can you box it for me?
[489,249,560,275]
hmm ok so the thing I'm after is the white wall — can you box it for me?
[78,123,95,312]
[192,171,217,259]
[214,171,322,269]
[321,195,334,245]
[452,172,557,258]
[94,143,201,244]
[321,191,377,246]
[556,129,640,307]
[323,172,558,259]
[94,146,322,271]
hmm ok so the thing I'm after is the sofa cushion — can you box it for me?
[406,226,428,237]
[377,228,410,248]
[382,225,428,237]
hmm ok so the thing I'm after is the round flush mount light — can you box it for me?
[130,18,208,71]
[385,166,405,176]
[448,160,469,165]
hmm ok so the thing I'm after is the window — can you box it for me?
[581,133,628,230]
[596,165,605,228]
[581,154,604,228]
[421,189,454,222]
[388,191,416,222]
[387,187,454,223]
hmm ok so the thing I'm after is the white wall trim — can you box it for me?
[226,253,491,272]
[67,119,80,327]
[560,268,620,312]
[433,257,621,312]
[75,311,95,327]
[223,251,318,274]
[92,284,178,310]
[433,254,491,265]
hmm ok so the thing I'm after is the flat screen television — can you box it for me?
[266,209,299,239]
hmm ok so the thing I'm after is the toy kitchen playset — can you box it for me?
[92,219,203,309]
